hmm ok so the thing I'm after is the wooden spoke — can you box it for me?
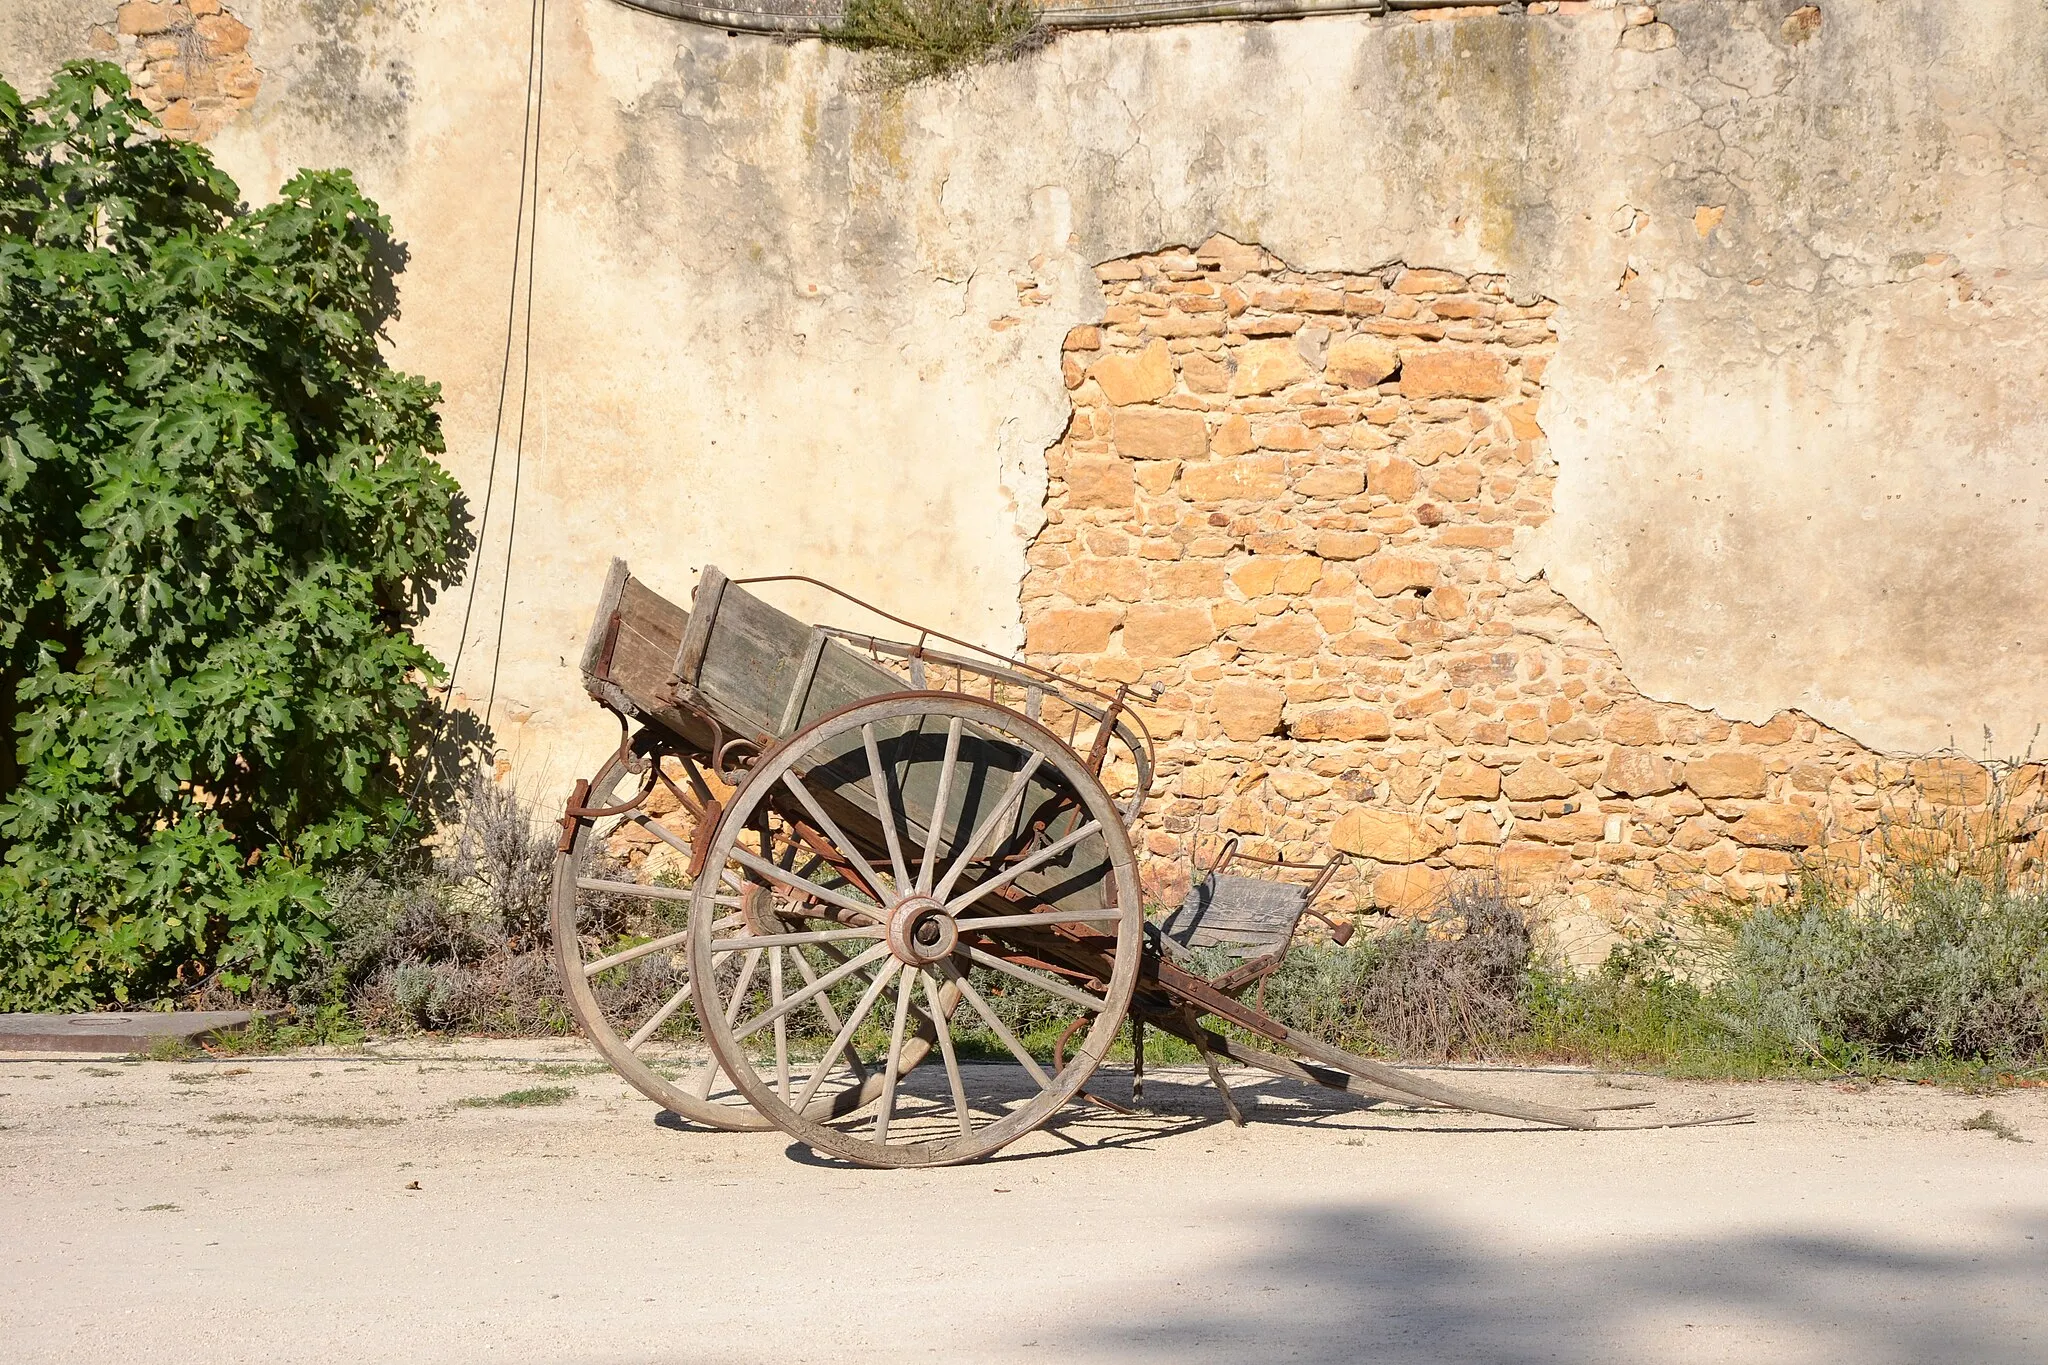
[873,965,918,1145]
[576,877,692,903]
[952,908,1124,932]
[732,941,893,1042]
[1024,685,1043,719]
[780,770,894,900]
[624,979,693,1051]
[684,944,764,1101]
[943,961,1053,1089]
[862,722,913,891]
[960,944,1109,1015]
[722,948,765,1026]
[730,846,880,917]
[623,811,692,858]
[685,1056,723,1101]
[786,944,870,1086]
[705,925,884,954]
[795,960,901,1113]
[909,656,927,688]
[946,819,1105,913]
[582,914,743,979]
[769,949,790,1103]
[675,754,715,807]
[932,751,1046,901]
[915,716,964,894]
[923,969,973,1138]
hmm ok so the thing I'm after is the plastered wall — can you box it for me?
[5,0,2045,830]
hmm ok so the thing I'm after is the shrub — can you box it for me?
[831,0,1041,86]
[1254,880,1533,1059]
[0,62,467,1008]
[1722,870,2048,1064]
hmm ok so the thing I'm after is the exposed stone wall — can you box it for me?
[87,0,260,141]
[1026,239,2043,943]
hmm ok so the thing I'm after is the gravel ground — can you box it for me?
[3,1038,2046,1363]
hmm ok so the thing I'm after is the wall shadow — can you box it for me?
[1054,1201,2048,1364]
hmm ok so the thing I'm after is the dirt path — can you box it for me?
[4,1039,2046,1363]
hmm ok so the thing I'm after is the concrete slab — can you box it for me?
[0,1011,253,1054]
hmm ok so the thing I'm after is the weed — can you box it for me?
[141,1203,180,1212]
[145,1036,198,1062]
[80,1067,117,1077]
[288,1115,402,1128]
[525,1062,606,1077]
[1960,1109,2027,1142]
[455,1085,574,1109]
[831,0,1041,86]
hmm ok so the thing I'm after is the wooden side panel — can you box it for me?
[792,638,911,735]
[692,579,814,738]
[577,557,630,683]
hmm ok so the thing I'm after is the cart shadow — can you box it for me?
[743,1063,1612,1167]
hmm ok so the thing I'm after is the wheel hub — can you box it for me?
[887,895,959,967]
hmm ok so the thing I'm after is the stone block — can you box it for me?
[1059,557,1146,604]
[1373,865,1448,914]
[1289,705,1392,742]
[1360,556,1439,596]
[1734,713,1799,745]
[1212,414,1254,456]
[1502,761,1578,800]
[1180,454,1289,502]
[118,1,177,35]
[196,12,249,54]
[1331,809,1451,863]
[1601,703,1663,746]
[1122,605,1216,658]
[1909,757,1992,805]
[1112,409,1207,462]
[1368,456,1419,501]
[1296,465,1365,498]
[1437,759,1501,800]
[1429,463,1482,502]
[1247,614,1322,656]
[1325,336,1399,388]
[1315,530,1381,561]
[1230,339,1311,395]
[1065,456,1135,509]
[1091,341,1174,404]
[1270,769,1331,800]
[1210,679,1287,740]
[1685,752,1767,799]
[1026,608,1117,655]
[1394,268,1468,295]
[1603,748,1678,796]
[1520,810,1605,844]
[1730,805,1824,848]
[1497,841,1572,882]
[1399,350,1510,400]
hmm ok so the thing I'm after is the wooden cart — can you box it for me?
[552,563,1709,1168]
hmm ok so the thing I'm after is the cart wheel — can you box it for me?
[553,745,947,1130]
[688,693,1143,1167]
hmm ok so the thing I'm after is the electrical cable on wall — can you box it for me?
[409,0,547,812]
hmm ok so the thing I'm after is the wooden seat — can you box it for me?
[1156,873,1314,962]
[1151,839,1351,994]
